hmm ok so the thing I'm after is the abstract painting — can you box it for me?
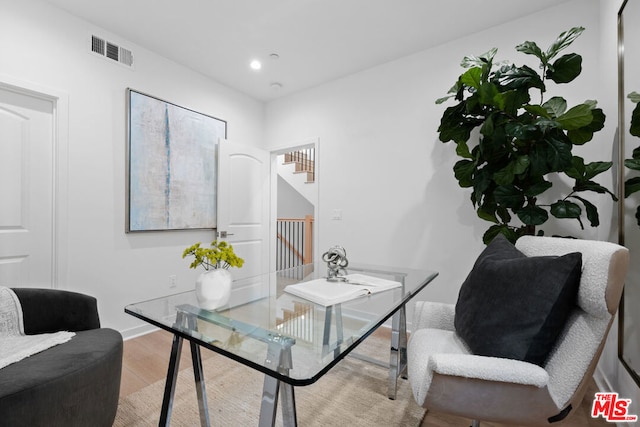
[126,89,227,232]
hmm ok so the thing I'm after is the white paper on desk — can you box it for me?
[283,274,401,306]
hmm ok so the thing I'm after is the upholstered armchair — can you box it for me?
[407,236,629,426]
[0,288,123,427]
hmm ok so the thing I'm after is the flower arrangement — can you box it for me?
[182,240,244,271]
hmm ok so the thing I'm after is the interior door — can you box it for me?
[0,87,54,287]
[217,139,271,302]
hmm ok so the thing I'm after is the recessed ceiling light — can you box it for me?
[250,60,262,70]
[271,82,283,90]
[269,53,280,60]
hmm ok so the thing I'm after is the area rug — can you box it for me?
[115,334,425,426]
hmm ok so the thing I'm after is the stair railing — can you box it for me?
[276,215,314,275]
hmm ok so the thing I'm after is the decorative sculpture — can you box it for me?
[322,246,349,281]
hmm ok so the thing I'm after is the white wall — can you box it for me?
[266,0,610,305]
[0,0,265,335]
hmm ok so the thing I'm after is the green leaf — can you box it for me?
[550,200,582,219]
[455,141,473,159]
[629,91,640,103]
[542,97,567,118]
[630,102,640,137]
[494,185,525,209]
[567,108,605,145]
[625,158,640,171]
[461,48,498,69]
[493,164,515,186]
[453,159,475,187]
[556,104,593,130]
[625,177,640,198]
[438,102,481,144]
[545,27,585,61]
[482,224,518,245]
[515,40,546,63]
[478,82,501,107]
[436,94,456,105]
[571,195,600,227]
[497,65,545,91]
[524,104,551,119]
[565,156,586,180]
[584,161,612,180]
[516,205,549,226]
[460,67,483,89]
[477,205,499,223]
[524,180,552,196]
[547,53,582,84]
[574,180,618,201]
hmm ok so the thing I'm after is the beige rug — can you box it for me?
[115,334,425,426]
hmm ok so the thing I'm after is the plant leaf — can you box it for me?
[453,159,475,187]
[625,158,640,171]
[550,200,582,219]
[497,65,545,91]
[574,180,618,201]
[542,97,568,118]
[567,108,606,145]
[629,91,640,103]
[556,104,593,130]
[525,104,551,119]
[631,102,640,137]
[461,48,498,69]
[524,179,552,196]
[516,205,549,226]
[584,161,612,180]
[515,41,546,64]
[625,177,640,198]
[545,27,585,61]
[547,53,582,84]
[571,195,600,227]
[494,185,525,209]
[460,67,483,89]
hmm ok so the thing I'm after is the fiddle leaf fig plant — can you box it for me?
[437,27,616,244]
[624,91,640,225]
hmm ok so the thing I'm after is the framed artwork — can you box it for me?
[126,88,227,232]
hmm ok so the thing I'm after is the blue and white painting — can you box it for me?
[127,90,226,231]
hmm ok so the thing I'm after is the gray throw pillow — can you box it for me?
[454,235,582,366]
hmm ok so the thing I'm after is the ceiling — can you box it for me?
[42,0,570,101]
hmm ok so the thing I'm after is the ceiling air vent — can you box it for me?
[89,34,134,68]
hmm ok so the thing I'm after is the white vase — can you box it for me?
[195,269,232,310]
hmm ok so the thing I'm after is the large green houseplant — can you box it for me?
[625,92,640,225]
[437,27,616,243]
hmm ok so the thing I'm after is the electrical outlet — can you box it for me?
[169,275,177,288]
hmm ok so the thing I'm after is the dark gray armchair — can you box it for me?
[0,288,123,427]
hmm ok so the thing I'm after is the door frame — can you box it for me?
[269,137,320,270]
[0,75,69,288]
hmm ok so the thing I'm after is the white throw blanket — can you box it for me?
[0,287,75,370]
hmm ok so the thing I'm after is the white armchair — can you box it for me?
[407,236,629,426]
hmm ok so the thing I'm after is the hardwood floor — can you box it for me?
[120,330,608,426]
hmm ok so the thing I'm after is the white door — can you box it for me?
[0,87,55,287]
[217,139,271,302]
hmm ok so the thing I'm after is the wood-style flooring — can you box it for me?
[120,329,609,426]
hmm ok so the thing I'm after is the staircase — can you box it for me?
[283,149,315,183]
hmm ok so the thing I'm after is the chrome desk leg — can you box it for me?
[259,342,297,427]
[321,304,344,358]
[185,312,210,427]
[160,333,183,426]
[388,305,408,400]
[190,341,210,426]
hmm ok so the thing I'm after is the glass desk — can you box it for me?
[125,263,438,427]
